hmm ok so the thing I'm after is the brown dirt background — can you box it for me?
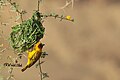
[1,0,120,80]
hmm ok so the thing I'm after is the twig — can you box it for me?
[20,13,23,22]
[7,56,14,63]
[22,53,27,59]
[38,0,43,11]
[41,13,74,22]
[7,67,15,80]
[7,0,24,22]
[38,58,43,80]
[0,48,6,52]
[60,0,74,10]
[38,0,40,11]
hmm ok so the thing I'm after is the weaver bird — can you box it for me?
[21,41,45,72]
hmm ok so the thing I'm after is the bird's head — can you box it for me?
[38,43,45,49]
[35,41,45,50]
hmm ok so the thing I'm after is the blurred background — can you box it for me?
[1,0,120,80]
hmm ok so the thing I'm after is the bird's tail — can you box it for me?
[21,65,28,72]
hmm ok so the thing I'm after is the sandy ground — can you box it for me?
[1,0,120,80]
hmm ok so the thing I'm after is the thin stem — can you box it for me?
[41,14,74,22]
[20,14,23,22]
[7,67,14,80]
[39,58,43,80]
[38,0,40,11]
[0,48,6,52]
[7,0,24,22]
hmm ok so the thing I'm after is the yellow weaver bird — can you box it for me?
[21,41,45,72]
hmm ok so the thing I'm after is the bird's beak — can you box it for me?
[41,43,45,48]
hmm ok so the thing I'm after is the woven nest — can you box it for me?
[10,11,45,53]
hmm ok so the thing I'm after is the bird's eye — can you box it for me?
[38,43,42,48]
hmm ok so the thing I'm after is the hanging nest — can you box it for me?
[10,11,45,53]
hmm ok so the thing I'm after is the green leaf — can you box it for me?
[41,52,48,58]
[42,72,49,79]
